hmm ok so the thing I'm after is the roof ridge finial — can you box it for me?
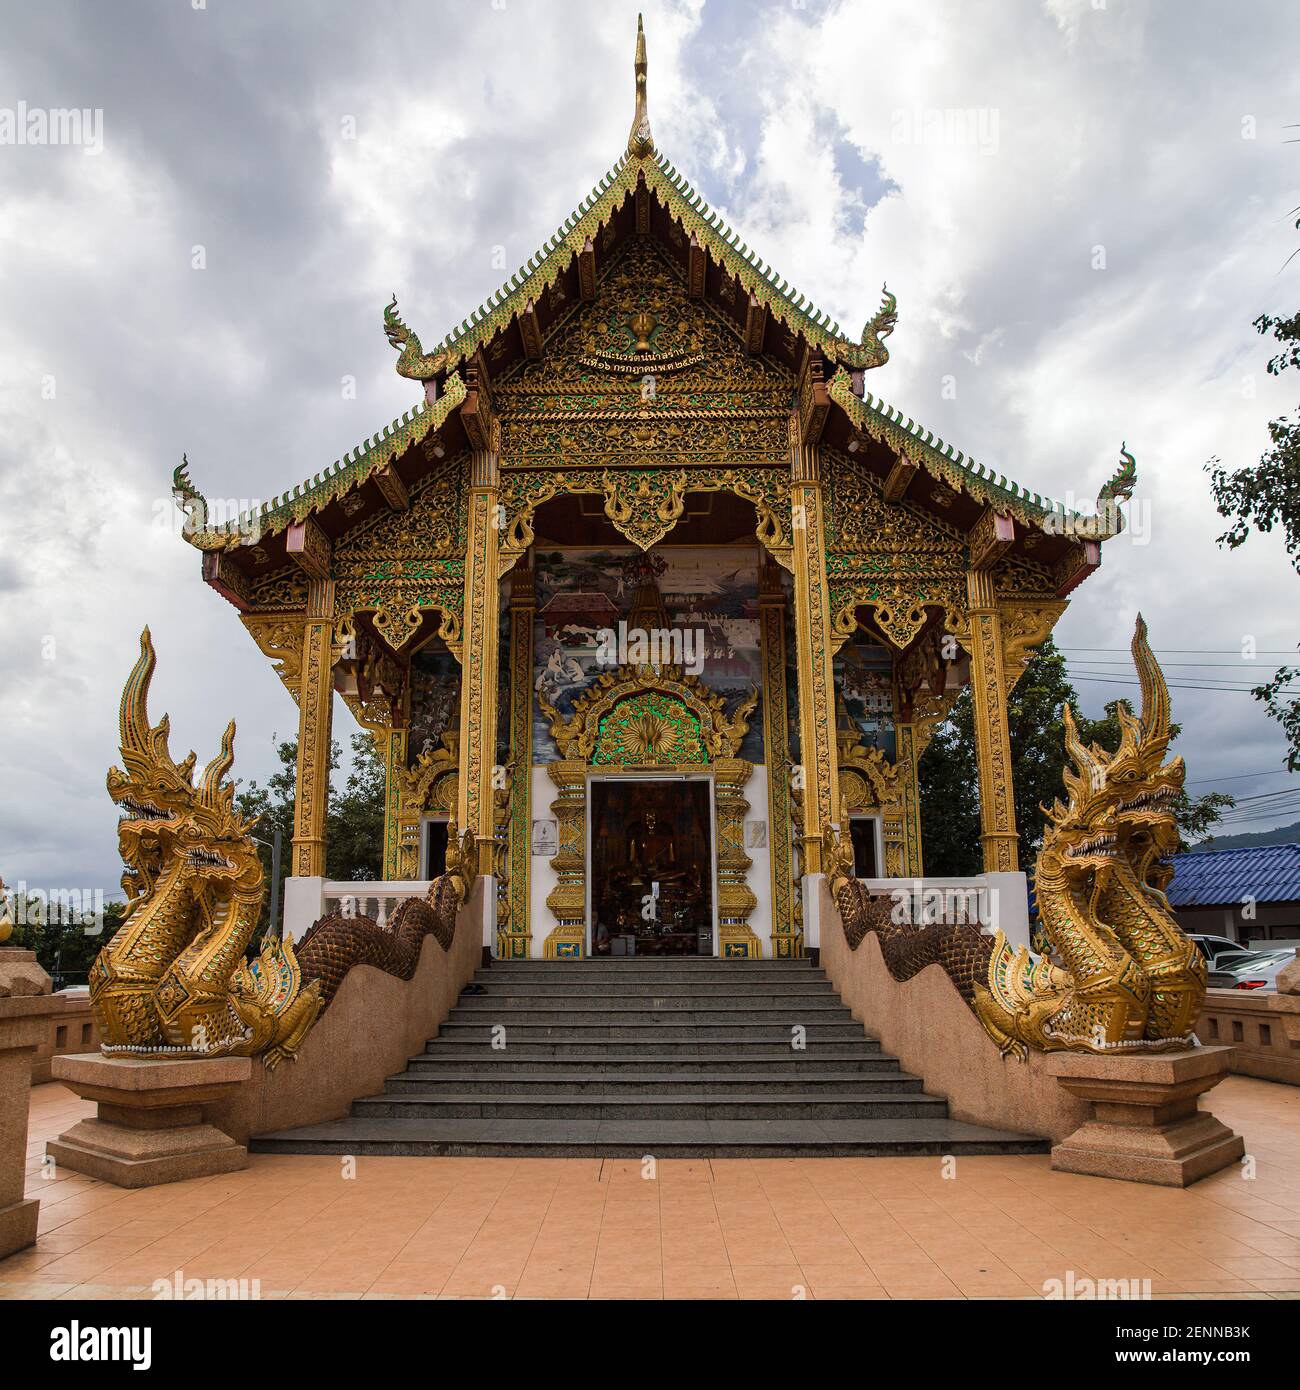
[627,13,655,159]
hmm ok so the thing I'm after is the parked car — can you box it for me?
[1207,949,1297,991]
[1189,934,1241,964]
[1207,950,1256,971]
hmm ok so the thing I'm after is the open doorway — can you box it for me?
[589,777,714,955]
[422,818,449,879]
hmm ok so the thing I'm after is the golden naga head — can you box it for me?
[1104,614,1185,857]
[1041,615,1183,878]
[109,630,263,899]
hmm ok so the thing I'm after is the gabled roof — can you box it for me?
[1168,843,1300,908]
[380,148,896,384]
[827,370,1134,530]
[179,15,1133,562]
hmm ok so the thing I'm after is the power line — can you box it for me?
[1221,786,1300,805]
[1060,647,1300,656]
[1067,675,1300,694]
[1067,663,1287,684]
[1063,659,1295,669]
[1187,769,1296,785]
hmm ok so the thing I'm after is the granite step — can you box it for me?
[465,979,838,997]
[438,1021,865,1039]
[384,1069,918,1095]
[251,958,1048,1158]
[353,1091,948,1120]
[409,1050,899,1073]
[252,1115,1048,1159]
[445,1003,856,1024]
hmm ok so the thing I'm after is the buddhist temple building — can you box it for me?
[179,17,1128,962]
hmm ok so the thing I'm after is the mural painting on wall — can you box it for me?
[835,640,896,761]
[532,545,765,763]
[408,644,460,766]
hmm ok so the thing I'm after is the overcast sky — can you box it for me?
[2,0,1299,898]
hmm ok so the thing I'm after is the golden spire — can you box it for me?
[627,13,655,159]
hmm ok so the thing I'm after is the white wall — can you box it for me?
[742,763,773,956]
[528,766,561,958]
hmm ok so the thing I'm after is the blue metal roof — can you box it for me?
[1167,843,1300,908]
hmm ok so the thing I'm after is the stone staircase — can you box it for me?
[252,959,1048,1158]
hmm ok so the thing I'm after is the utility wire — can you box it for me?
[1060,647,1300,656]
[1187,769,1295,784]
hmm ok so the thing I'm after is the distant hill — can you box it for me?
[1194,820,1300,852]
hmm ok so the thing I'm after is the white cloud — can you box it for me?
[1,0,1297,901]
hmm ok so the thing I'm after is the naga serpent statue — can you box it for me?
[90,630,475,1068]
[829,615,1206,1058]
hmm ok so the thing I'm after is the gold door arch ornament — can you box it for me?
[837,736,907,878]
[495,469,796,577]
[370,601,463,658]
[393,732,460,878]
[830,589,953,656]
[536,665,763,959]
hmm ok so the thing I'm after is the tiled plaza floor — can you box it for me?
[3,1076,1300,1300]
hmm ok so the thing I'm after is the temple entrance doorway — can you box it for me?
[587,775,716,956]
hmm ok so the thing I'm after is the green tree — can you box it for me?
[234,731,386,934]
[1206,310,1300,769]
[918,636,1232,873]
[4,891,122,987]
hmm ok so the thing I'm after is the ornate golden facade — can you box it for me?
[179,20,1128,962]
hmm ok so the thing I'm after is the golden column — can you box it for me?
[758,559,799,955]
[381,725,408,879]
[965,568,1019,872]
[502,565,535,957]
[789,427,840,875]
[457,445,503,878]
[291,579,335,877]
[893,721,925,877]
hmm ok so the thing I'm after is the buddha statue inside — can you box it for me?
[590,780,713,955]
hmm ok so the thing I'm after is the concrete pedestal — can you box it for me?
[1046,1045,1244,1187]
[0,948,58,1258]
[48,1053,252,1188]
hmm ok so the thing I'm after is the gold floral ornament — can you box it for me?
[592,690,707,766]
[539,666,755,764]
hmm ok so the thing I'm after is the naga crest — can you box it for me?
[93,628,473,1068]
[1042,613,1183,880]
[835,614,1203,1060]
[861,284,897,366]
[383,294,447,381]
[1097,442,1138,507]
[107,631,262,900]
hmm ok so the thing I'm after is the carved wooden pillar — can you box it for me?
[543,760,587,958]
[292,580,335,877]
[382,726,408,879]
[966,568,1019,872]
[501,565,534,958]
[893,721,924,877]
[715,758,761,958]
[789,427,839,874]
[759,559,799,956]
[457,444,503,877]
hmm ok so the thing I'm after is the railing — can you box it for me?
[321,880,434,928]
[857,873,1031,949]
